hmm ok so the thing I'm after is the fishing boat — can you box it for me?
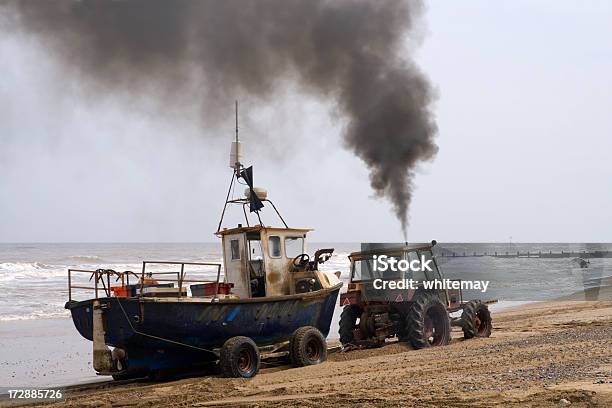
[65,106,342,379]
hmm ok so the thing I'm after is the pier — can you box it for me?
[437,250,612,259]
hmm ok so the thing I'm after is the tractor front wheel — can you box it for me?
[339,305,361,346]
[406,292,451,349]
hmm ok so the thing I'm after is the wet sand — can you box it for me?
[4,291,611,408]
[0,318,101,389]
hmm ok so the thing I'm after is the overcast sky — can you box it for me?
[1,0,611,243]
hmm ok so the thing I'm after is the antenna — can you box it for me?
[235,100,239,143]
[229,100,242,172]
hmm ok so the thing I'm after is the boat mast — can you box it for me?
[235,100,239,149]
[216,101,240,234]
[233,100,240,175]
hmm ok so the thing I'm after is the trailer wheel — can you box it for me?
[406,292,451,349]
[219,336,260,378]
[339,305,361,346]
[290,326,327,367]
[461,300,492,339]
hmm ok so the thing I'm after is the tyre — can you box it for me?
[406,291,451,349]
[460,300,492,339]
[290,326,327,367]
[219,336,260,378]
[338,305,360,346]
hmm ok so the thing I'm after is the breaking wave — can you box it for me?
[0,262,65,282]
[64,255,104,263]
[0,310,70,322]
[0,261,53,271]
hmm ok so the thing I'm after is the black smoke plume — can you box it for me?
[3,0,438,235]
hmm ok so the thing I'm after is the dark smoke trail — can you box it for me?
[3,0,438,235]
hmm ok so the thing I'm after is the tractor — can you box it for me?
[339,240,493,349]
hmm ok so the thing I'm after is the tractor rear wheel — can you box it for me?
[339,305,361,346]
[460,300,492,339]
[406,291,451,349]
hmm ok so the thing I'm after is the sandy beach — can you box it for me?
[3,292,610,408]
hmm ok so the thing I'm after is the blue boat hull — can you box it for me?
[66,286,340,372]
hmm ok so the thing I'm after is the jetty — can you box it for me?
[437,250,612,259]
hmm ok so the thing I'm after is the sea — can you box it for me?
[1,242,611,322]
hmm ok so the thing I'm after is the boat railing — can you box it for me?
[140,261,223,298]
[67,261,223,301]
[67,268,140,301]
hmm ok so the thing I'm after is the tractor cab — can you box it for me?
[348,243,442,284]
[343,241,453,307]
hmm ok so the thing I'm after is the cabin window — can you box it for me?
[285,236,304,258]
[230,239,240,260]
[268,236,281,258]
[417,250,438,280]
[407,251,427,281]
